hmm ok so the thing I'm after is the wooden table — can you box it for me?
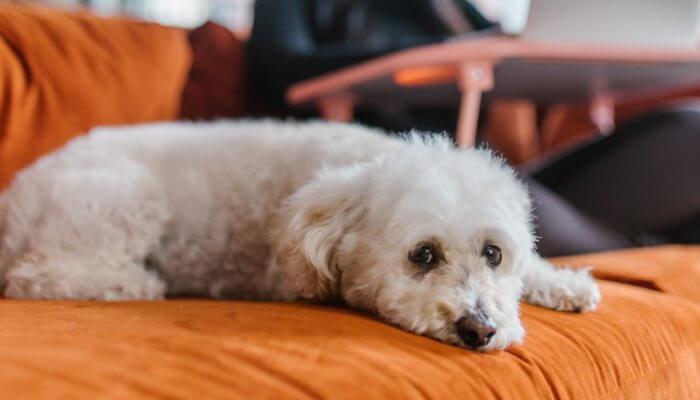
[287,37,700,147]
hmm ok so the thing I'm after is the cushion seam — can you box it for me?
[599,340,700,400]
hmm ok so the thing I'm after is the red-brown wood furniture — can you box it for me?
[287,37,700,148]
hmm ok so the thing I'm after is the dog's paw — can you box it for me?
[524,267,600,312]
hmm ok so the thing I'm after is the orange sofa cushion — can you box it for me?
[0,6,192,189]
[1,246,699,399]
[554,245,700,303]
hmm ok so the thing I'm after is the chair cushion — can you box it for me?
[1,247,699,399]
[0,6,191,189]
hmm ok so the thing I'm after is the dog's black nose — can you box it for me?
[456,314,496,349]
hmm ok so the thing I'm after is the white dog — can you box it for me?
[0,120,599,350]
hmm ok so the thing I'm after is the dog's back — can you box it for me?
[0,120,401,298]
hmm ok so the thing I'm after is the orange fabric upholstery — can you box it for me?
[0,6,192,189]
[553,246,700,303]
[1,246,699,399]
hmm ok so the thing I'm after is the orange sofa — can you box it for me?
[1,247,699,399]
[1,7,699,399]
[0,6,245,187]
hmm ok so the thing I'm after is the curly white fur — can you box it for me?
[0,120,600,350]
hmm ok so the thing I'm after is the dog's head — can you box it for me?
[271,135,535,351]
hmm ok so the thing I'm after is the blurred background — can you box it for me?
[3,0,512,31]
[5,0,255,30]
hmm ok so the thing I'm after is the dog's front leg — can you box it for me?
[521,254,600,312]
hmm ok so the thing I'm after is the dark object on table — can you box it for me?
[248,0,494,107]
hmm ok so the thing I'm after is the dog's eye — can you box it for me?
[481,244,502,268]
[409,243,438,268]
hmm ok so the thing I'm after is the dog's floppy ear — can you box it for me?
[270,164,369,301]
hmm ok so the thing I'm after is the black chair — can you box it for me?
[247,0,494,107]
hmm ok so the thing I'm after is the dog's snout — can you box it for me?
[456,313,496,349]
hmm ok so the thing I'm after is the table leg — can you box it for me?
[456,89,483,147]
[318,94,354,122]
[486,99,540,165]
[590,93,616,135]
[456,62,494,148]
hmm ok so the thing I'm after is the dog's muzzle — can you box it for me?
[455,311,496,349]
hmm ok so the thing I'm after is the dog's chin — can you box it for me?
[423,322,524,352]
[479,330,520,352]
[427,332,507,352]
[483,321,525,351]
